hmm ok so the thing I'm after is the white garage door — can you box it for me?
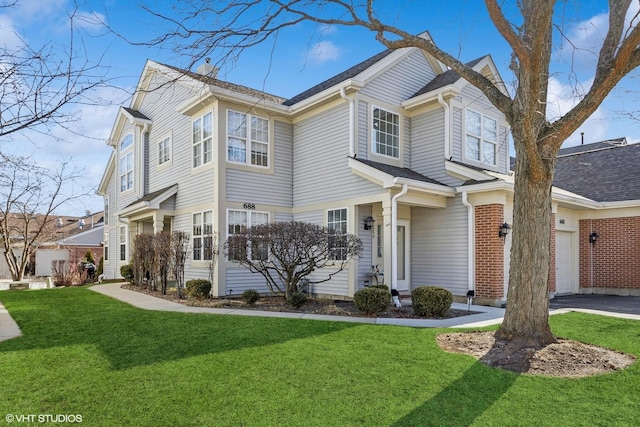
[556,231,574,294]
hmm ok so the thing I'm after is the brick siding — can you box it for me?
[475,204,504,299]
[579,217,640,290]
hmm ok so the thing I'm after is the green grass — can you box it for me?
[0,287,639,426]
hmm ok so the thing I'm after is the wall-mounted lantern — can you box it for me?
[589,231,599,244]
[364,216,375,231]
[498,222,511,243]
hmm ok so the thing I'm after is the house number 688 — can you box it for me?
[243,203,256,210]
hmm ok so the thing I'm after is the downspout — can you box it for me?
[437,93,451,160]
[461,192,474,293]
[340,87,356,157]
[391,182,408,291]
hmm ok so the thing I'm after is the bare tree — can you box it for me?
[133,234,155,289]
[171,231,190,299]
[153,232,173,295]
[224,221,362,301]
[136,1,640,356]
[0,153,88,281]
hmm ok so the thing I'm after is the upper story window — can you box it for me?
[104,198,109,225]
[158,135,171,165]
[119,226,127,261]
[327,208,348,260]
[193,111,213,168]
[193,210,214,261]
[120,134,133,150]
[119,133,134,192]
[227,110,269,167]
[104,231,109,262]
[372,107,400,158]
[465,110,497,165]
[227,209,269,261]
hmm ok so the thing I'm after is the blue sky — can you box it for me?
[1,0,639,215]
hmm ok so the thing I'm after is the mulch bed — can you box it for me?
[121,284,478,319]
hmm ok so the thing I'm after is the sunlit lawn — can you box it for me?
[0,287,638,426]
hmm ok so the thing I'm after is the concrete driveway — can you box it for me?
[550,294,640,315]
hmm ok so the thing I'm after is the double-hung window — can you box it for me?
[227,110,269,167]
[158,135,171,165]
[327,208,348,260]
[119,134,134,192]
[465,110,498,165]
[193,112,213,168]
[193,210,214,261]
[227,210,269,261]
[119,226,127,261]
[372,107,400,158]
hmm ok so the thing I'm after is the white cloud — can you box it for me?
[306,41,341,65]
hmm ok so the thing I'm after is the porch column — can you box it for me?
[153,212,164,233]
[381,197,393,289]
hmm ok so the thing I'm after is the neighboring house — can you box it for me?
[97,32,639,305]
[0,212,105,279]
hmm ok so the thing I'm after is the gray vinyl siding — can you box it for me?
[411,197,469,297]
[361,49,437,104]
[226,120,293,206]
[293,210,323,224]
[357,99,369,159]
[452,107,463,161]
[225,268,275,295]
[275,212,293,222]
[308,269,349,297]
[293,103,380,207]
[411,108,450,184]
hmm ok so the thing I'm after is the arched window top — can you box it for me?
[120,134,133,150]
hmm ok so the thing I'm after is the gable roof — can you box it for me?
[411,57,485,98]
[282,49,395,106]
[353,158,447,186]
[557,137,627,157]
[553,141,640,202]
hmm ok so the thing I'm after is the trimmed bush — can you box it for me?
[242,289,261,305]
[354,287,390,315]
[369,284,389,291]
[287,292,307,309]
[411,286,453,317]
[185,279,212,300]
[120,264,134,281]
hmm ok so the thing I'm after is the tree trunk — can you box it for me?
[495,133,557,349]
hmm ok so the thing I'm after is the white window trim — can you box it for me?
[370,105,402,160]
[226,109,270,168]
[119,133,134,193]
[192,210,214,263]
[464,108,499,167]
[119,226,128,263]
[157,132,172,169]
[327,207,350,261]
[226,208,270,262]
[104,230,109,263]
[192,110,214,169]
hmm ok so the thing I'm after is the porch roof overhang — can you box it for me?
[348,157,456,198]
[118,184,178,218]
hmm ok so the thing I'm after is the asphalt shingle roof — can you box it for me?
[354,158,447,187]
[411,57,485,98]
[122,107,151,121]
[557,138,627,157]
[553,142,640,202]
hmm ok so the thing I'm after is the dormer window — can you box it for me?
[372,107,400,158]
[465,109,497,165]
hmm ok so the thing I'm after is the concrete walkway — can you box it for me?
[2,284,640,343]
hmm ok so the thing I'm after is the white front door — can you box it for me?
[556,231,574,294]
[396,220,410,291]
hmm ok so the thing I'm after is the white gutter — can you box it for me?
[391,182,408,291]
[437,93,451,160]
[461,192,474,292]
[340,87,356,157]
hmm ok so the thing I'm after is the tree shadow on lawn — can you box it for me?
[0,287,360,371]
[392,361,519,427]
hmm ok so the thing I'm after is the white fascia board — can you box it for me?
[445,160,496,182]
[470,56,509,96]
[600,200,640,209]
[119,185,178,217]
[177,87,289,116]
[456,180,514,195]
[389,177,456,197]
[97,152,115,196]
[401,86,461,110]
[288,80,363,115]
[106,107,128,147]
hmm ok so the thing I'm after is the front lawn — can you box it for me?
[0,287,638,426]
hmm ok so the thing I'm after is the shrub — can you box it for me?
[287,292,307,309]
[369,284,389,291]
[242,289,261,305]
[185,279,212,300]
[411,286,453,317]
[120,264,134,281]
[354,287,390,314]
